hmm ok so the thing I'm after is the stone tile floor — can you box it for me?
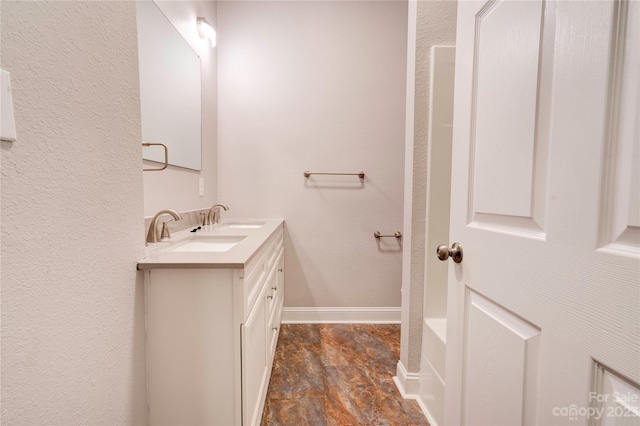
[261,324,429,426]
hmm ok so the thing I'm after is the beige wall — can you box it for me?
[217,0,408,310]
[1,2,146,423]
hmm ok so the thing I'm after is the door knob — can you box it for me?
[436,242,463,263]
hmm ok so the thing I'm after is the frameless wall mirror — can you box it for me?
[136,1,202,171]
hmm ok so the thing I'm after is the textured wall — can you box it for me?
[217,1,407,308]
[1,2,147,424]
[142,0,218,216]
[400,0,457,374]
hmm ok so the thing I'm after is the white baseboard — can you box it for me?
[393,360,420,398]
[415,396,440,426]
[395,360,441,426]
[281,307,401,324]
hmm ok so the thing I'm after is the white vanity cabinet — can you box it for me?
[141,222,284,426]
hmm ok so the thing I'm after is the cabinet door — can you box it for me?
[145,269,238,426]
[241,286,268,426]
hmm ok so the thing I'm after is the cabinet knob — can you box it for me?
[266,294,273,300]
[272,327,278,331]
[278,268,283,272]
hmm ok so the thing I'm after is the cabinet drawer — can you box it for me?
[243,250,268,318]
[264,227,283,277]
[267,288,283,363]
[264,266,277,319]
[243,226,284,319]
[265,249,283,317]
[266,248,284,363]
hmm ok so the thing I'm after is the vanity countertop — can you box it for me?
[137,218,284,270]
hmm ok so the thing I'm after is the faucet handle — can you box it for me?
[202,210,213,226]
[160,219,174,241]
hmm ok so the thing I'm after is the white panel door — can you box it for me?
[445,1,640,425]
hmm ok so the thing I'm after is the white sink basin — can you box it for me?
[163,236,246,253]
[222,222,265,229]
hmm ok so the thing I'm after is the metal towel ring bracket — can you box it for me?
[142,142,169,171]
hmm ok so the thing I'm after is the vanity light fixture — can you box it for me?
[197,17,216,48]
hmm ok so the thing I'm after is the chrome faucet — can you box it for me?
[146,209,183,244]
[206,203,229,225]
